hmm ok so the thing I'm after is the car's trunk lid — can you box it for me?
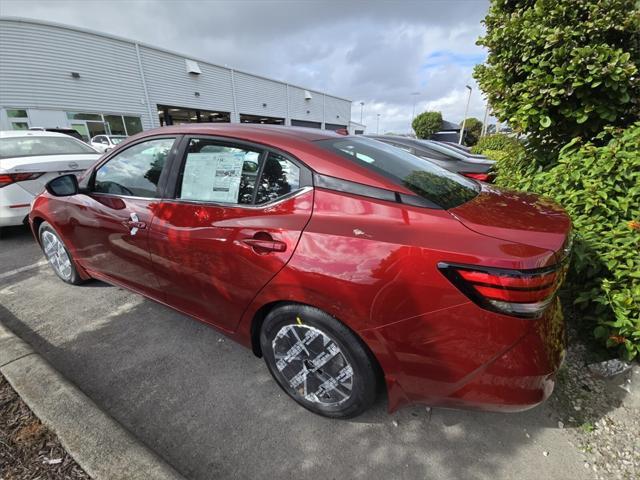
[449,184,571,253]
[1,154,100,195]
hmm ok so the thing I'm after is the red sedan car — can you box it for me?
[29,124,571,418]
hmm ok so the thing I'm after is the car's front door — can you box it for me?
[147,136,314,332]
[69,136,178,299]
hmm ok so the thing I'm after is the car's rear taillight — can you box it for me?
[461,172,492,182]
[0,172,44,188]
[438,263,565,318]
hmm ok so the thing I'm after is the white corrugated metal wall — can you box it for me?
[0,19,153,129]
[289,86,323,124]
[140,46,235,116]
[0,18,351,132]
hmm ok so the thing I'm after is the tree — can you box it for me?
[474,0,640,159]
[412,111,442,139]
[460,117,483,145]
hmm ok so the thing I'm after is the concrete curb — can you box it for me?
[0,322,185,480]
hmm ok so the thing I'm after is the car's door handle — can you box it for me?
[242,238,287,253]
[123,212,146,236]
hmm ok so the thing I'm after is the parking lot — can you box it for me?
[0,225,589,480]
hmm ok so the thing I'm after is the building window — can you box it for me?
[291,119,321,129]
[239,114,285,125]
[325,123,348,131]
[5,108,29,129]
[66,112,103,121]
[7,109,28,118]
[157,105,229,126]
[65,112,143,136]
[105,115,127,135]
[123,116,143,135]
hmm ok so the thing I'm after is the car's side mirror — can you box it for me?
[46,174,79,196]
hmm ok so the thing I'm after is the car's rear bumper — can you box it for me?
[0,184,33,227]
[363,298,566,413]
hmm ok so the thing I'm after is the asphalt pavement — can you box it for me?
[0,225,590,480]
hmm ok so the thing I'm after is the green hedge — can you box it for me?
[470,133,522,154]
[494,123,640,360]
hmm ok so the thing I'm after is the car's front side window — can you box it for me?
[93,138,174,197]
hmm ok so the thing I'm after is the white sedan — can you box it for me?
[90,134,127,153]
[0,130,101,228]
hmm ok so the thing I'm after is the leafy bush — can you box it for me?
[460,117,483,146]
[474,0,640,159]
[494,123,640,359]
[412,111,442,139]
[471,133,522,154]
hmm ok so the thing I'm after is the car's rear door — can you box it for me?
[68,136,179,299]
[147,136,314,332]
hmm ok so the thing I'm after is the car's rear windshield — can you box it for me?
[0,136,96,158]
[110,136,126,145]
[442,142,471,153]
[316,137,479,209]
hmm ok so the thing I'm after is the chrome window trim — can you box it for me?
[89,186,313,208]
[164,185,313,209]
[89,192,159,201]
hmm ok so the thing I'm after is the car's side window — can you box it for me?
[94,138,174,197]
[255,152,301,204]
[177,138,263,204]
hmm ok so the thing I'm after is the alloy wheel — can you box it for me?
[41,230,72,281]
[272,324,354,406]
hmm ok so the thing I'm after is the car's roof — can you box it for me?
[132,124,415,194]
[0,130,75,139]
[141,123,343,142]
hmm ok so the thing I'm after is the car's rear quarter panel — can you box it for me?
[238,188,564,411]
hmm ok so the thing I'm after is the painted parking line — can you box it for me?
[0,260,48,280]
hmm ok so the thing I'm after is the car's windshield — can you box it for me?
[316,137,479,209]
[0,136,97,158]
[110,136,127,145]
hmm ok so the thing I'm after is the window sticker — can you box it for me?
[181,152,245,203]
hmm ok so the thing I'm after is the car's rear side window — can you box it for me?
[177,138,262,204]
[176,139,304,205]
[316,137,478,209]
[255,152,300,204]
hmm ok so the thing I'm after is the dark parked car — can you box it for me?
[427,139,492,162]
[367,135,495,182]
[30,124,571,418]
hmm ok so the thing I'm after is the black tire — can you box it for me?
[260,304,379,418]
[38,222,85,285]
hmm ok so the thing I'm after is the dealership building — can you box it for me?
[0,17,358,141]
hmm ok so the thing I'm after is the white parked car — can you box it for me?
[90,134,127,153]
[0,130,101,228]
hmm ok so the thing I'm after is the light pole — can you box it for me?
[459,85,472,145]
[410,92,420,133]
[481,99,490,137]
[360,102,365,123]
[376,113,381,134]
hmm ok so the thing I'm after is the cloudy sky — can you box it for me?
[1,0,491,133]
